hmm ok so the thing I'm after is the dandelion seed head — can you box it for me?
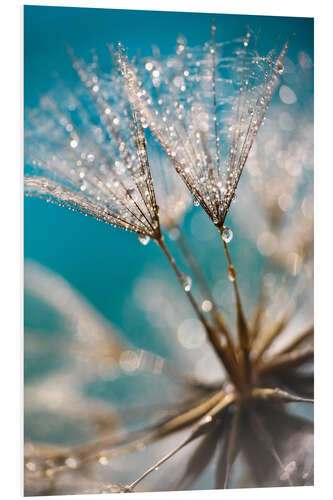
[25,54,162,240]
[120,33,287,229]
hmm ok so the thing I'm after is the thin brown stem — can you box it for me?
[221,234,251,388]
[256,345,313,376]
[126,392,235,492]
[277,325,313,356]
[156,235,242,391]
[175,229,237,366]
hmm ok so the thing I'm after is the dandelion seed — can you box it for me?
[119,28,288,230]
[25,55,161,240]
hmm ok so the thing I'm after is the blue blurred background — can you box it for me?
[24,5,314,359]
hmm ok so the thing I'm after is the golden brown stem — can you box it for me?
[127,393,235,492]
[221,233,251,388]
[277,325,313,356]
[174,229,238,368]
[157,235,242,391]
[256,345,313,375]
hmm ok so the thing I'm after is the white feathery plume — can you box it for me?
[118,28,288,230]
[24,55,161,240]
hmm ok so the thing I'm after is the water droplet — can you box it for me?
[221,226,233,243]
[138,234,150,246]
[98,456,109,466]
[193,198,200,207]
[182,274,192,292]
[227,266,236,282]
[202,299,212,312]
[25,461,36,472]
[65,456,79,469]
[201,415,212,425]
[275,61,284,74]
[145,61,154,71]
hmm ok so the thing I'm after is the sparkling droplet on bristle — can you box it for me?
[221,226,233,243]
[138,234,150,246]
[182,274,192,292]
[275,61,284,74]
[193,198,200,207]
[227,266,236,282]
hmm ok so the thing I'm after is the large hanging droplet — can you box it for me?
[227,265,236,282]
[182,274,192,292]
[138,234,150,246]
[221,226,233,243]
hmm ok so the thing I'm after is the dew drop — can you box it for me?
[221,226,233,243]
[193,198,200,207]
[201,415,212,425]
[98,456,109,466]
[227,266,236,282]
[275,61,284,74]
[65,456,79,469]
[145,61,153,71]
[25,461,37,472]
[138,234,150,246]
[182,274,192,292]
[202,299,212,312]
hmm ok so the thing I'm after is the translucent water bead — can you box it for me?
[227,266,237,282]
[275,61,284,74]
[182,274,192,292]
[221,226,233,243]
[138,234,151,246]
